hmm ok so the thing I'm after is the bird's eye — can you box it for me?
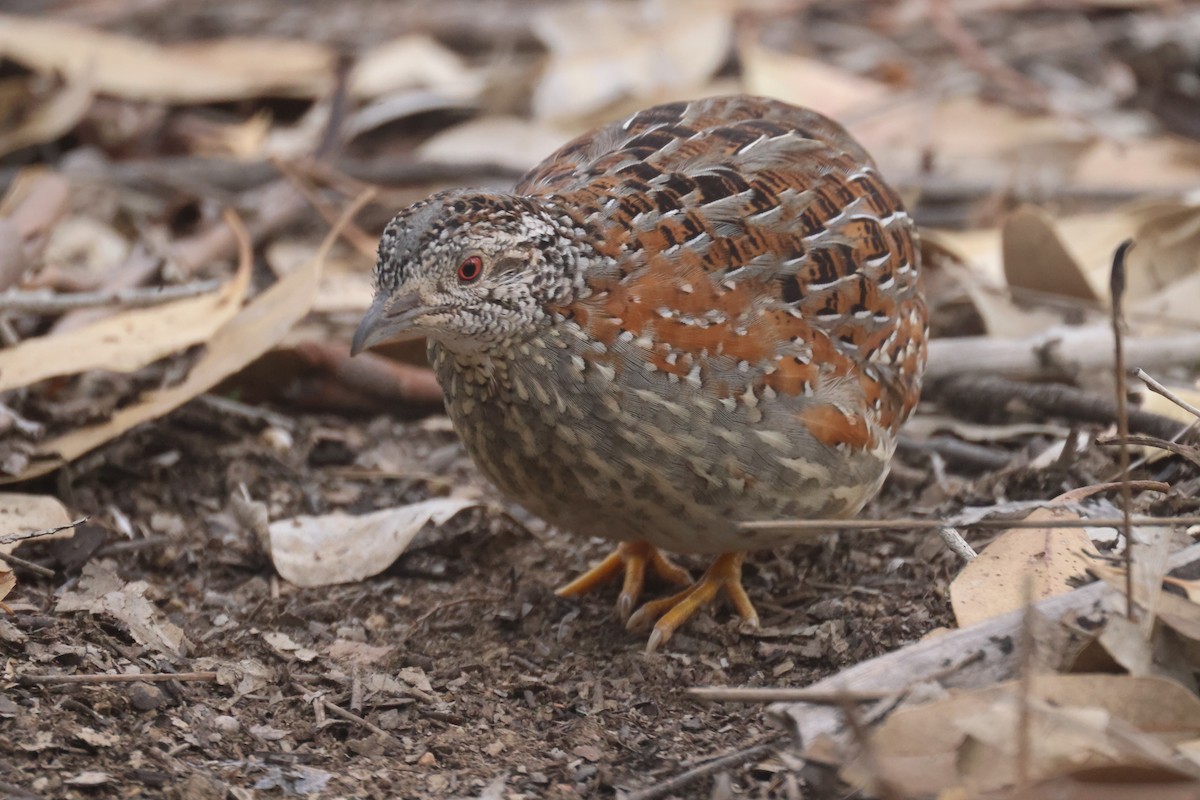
[457,256,483,283]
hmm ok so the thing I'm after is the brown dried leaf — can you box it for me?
[0,80,92,158]
[2,197,341,483]
[350,35,481,100]
[530,0,733,120]
[0,14,334,103]
[739,36,891,119]
[0,493,73,555]
[950,507,1098,628]
[0,566,13,606]
[327,639,395,666]
[848,674,1200,796]
[0,217,251,393]
[1003,205,1103,303]
[1000,200,1200,314]
[56,562,186,657]
[267,498,480,588]
[416,116,573,173]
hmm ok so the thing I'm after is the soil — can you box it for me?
[1,403,958,799]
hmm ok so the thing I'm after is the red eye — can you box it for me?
[457,256,483,283]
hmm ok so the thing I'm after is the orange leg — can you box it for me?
[626,552,759,653]
[556,541,693,621]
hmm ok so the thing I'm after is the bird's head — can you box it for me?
[352,190,580,357]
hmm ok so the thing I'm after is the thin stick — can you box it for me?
[319,698,402,748]
[1111,240,1135,621]
[740,514,1200,533]
[0,550,54,577]
[0,280,223,313]
[196,393,296,430]
[689,687,894,704]
[272,157,378,259]
[0,517,88,546]
[18,671,217,684]
[939,526,977,561]
[1136,368,1200,420]
[410,594,505,628]
[839,698,902,800]
[624,740,781,800]
[1096,434,1200,469]
[1016,575,1035,789]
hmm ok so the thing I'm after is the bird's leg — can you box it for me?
[626,552,759,653]
[555,541,693,621]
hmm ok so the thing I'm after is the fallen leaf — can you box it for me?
[416,116,574,173]
[0,493,72,555]
[326,639,395,666]
[738,35,890,119]
[0,80,93,158]
[350,35,481,100]
[949,506,1099,628]
[73,727,119,748]
[530,0,733,120]
[0,566,13,606]
[0,213,251,393]
[999,199,1200,317]
[56,562,186,657]
[2,192,349,483]
[262,631,319,662]
[847,674,1200,796]
[1003,205,1103,302]
[950,483,1170,628]
[65,771,111,786]
[268,498,481,587]
[0,15,334,103]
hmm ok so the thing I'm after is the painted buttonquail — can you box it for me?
[353,95,927,652]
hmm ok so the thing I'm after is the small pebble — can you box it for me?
[130,683,165,712]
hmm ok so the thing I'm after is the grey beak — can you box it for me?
[350,292,424,356]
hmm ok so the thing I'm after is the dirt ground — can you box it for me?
[1,402,959,799]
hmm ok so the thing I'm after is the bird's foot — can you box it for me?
[555,541,693,621]
[626,552,759,653]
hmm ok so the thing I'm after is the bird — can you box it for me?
[352,95,927,652]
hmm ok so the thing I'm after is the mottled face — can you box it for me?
[352,190,577,357]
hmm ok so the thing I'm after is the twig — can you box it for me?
[0,280,223,313]
[18,671,217,684]
[689,687,893,704]
[0,517,88,546]
[1111,240,1135,621]
[196,393,297,431]
[623,739,782,800]
[0,550,54,577]
[1136,368,1200,420]
[1096,434,1200,469]
[926,329,1200,383]
[929,374,1183,440]
[938,526,977,561]
[321,699,400,742]
[0,402,45,437]
[1016,575,1035,789]
[740,514,1200,533]
[410,594,506,629]
[272,158,378,259]
[929,0,1049,111]
[771,541,1200,751]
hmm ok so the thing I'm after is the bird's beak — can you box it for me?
[351,292,425,355]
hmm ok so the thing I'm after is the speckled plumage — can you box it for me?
[355,95,927,648]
